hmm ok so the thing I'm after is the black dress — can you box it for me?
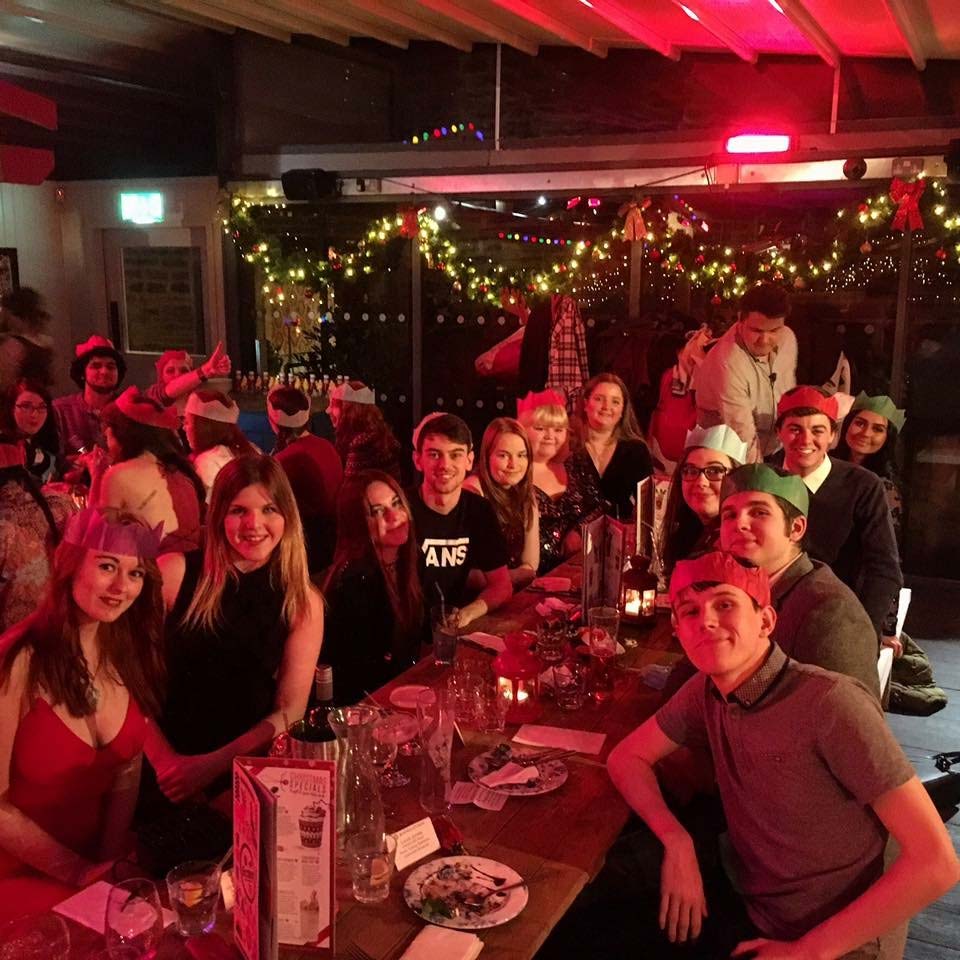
[573,439,653,520]
[534,457,602,574]
[160,551,288,756]
[322,559,424,704]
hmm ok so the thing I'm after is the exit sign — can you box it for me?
[120,191,164,225]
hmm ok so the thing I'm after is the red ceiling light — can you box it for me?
[725,133,791,154]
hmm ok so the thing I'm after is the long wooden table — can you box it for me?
[56,559,682,960]
[330,557,683,960]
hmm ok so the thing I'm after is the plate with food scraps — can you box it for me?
[467,743,569,796]
[403,856,528,930]
[389,684,431,711]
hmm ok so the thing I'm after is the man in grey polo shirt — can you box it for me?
[719,462,880,698]
[608,551,958,959]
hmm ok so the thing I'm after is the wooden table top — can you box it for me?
[57,559,682,960]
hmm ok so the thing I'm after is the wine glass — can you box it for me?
[372,713,414,788]
[105,878,164,958]
[0,914,70,960]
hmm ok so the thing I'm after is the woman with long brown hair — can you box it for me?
[327,380,402,480]
[0,509,164,917]
[183,389,256,502]
[571,372,653,520]
[464,417,539,587]
[322,470,423,703]
[146,455,323,804]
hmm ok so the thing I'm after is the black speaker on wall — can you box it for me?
[280,169,341,202]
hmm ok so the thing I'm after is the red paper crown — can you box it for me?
[74,335,116,359]
[669,551,771,608]
[64,507,163,560]
[516,389,566,417]
[777,386,838,421]
[154,349,192,378]
[115,387,178,431]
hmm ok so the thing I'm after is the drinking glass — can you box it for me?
[476,678,508,732]
[104,878,164,958]
[587,606,620,703]
[349,834,397,904]
[166,860,222,936]
[417,684,454,815]
[452,658,484,727]
[555,659,588,711]
[0,914,70,960]
[372,712,415,788]
[430,606,458,667]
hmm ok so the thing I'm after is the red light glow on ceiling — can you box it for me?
[725,133,791,154]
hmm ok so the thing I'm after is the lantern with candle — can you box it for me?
[493,631,542,723]
[621,555,659,623]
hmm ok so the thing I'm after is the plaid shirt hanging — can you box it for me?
[545,294,589,410]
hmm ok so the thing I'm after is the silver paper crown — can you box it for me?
[684,424,749,465]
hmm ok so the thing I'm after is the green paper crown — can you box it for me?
[720,463,810,517]
[851,392,905,432]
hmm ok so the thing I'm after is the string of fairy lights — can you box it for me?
[222,176,960,350]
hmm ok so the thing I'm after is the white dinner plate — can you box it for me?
[467,748,568,796]
[403,856,528,930]
[389,684,430,711]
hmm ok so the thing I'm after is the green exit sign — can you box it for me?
[119,191,164,225]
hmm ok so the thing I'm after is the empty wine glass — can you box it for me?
[372,712,417,787]
[105,877,164,958]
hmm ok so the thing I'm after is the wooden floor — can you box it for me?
[886,637,960,959]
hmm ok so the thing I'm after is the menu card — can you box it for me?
[234,757,336,960]
[580,512,629,611]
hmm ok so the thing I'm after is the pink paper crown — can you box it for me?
[330,381,375,405]
[777,386,839,422]
[74,335,116,359]
[669,550,771,608]
[115,387,179,431]
[64,507,164,560]
[516,389,566,417]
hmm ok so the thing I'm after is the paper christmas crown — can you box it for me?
[851,392,906,433]
[155,349,192,378]
[330,381,375,405]
[516,389,566,417]
[64,507,163,560]
[185,391,239,424]
[412,411,445,450]
[777,386,839,421]
[75,335,117,359]
[669,551,771,608]
[720,463,810,517]
[115,387,178,431]
[267,387,310,429]
[684,425,749,465]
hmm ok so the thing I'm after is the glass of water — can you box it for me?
[105,878,164,958]
[166,860,222,936]
[349,834,397,904]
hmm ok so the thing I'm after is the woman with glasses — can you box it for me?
[660,425,749,576]
[0,379,60,482]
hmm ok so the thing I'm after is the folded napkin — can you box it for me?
[532,576,572,592]
[478,760,537,788]
[401,925,484,960]
[55,881,176,934]
[462,631,506,653]
[513,724,606,756]
[535,596,576,618]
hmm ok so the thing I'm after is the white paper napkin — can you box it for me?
[535,597,576,618]
[55,881,176,934]
[513,724,606,755]
[462,631,506,653]
[400,925,484,960]
[478,760,538,788]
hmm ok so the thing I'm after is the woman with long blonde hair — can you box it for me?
[146,455,323,804]
[464,417,539,586]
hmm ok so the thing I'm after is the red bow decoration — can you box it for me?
[398,207,421,238]
[618,196,652,242]
[890,178,925,232]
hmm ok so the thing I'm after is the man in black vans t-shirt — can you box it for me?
[408,413,511,628]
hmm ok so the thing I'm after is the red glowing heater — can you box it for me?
[725,133,791,154]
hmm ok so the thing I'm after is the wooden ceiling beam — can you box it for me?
[153,0,292,43]
[120,0,235,34]
[345,0,473,52]
[774,0,841,68]
[669,0,756,64]
[0,0,172,54]
[581,0,678,59]
[413,0,538,56]
[880,0,927,71]
[486,0,606,56]
[186,0,352,44]
[265,0,408,49]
